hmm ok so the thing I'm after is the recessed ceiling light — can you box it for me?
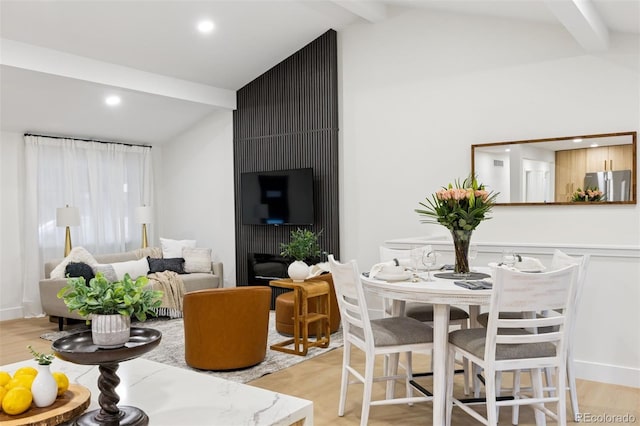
[505,148,511,152]
[197,20,214,33]
[573,138,583,143]
[590,143,599,148]
[105,95,121,106]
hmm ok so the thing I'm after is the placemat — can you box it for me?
[434,271,491,280]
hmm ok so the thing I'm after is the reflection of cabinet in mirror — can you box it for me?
[471,131,637,205]
[555,145,634,202]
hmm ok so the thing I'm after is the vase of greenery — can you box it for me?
[28,345,58,407]
[415,175,498,277]
[280,228,323,282]
[57,272,163,348]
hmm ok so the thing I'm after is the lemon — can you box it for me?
[0,371,11,387]
[5,375,35,391]
[0,386,7,408]
[2,386,32,415]
[52,372,69,396]
[13,366,38,378]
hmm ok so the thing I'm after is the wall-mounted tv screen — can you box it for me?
[241,168,315,225]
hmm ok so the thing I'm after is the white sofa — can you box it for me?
[39,247,223,329]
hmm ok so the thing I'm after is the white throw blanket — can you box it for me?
[147,270,185,319]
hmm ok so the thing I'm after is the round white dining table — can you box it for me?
[361,268,493,426]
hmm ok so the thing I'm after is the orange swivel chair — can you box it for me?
[183,286,271,371]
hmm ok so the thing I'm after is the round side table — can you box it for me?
[52,327,162,426]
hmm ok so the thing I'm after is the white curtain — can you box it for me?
[22,135,154,317]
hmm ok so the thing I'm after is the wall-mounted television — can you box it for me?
[241,168,315,225]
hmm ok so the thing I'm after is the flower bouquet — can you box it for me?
[415,175,498,276]
[571,187,604,202]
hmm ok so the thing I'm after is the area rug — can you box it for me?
[41,312,342,384]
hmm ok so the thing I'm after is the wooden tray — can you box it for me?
[0,384,91,426]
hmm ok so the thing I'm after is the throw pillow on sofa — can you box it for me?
[93,264,118,282]
[50,246,98,279]
[160,237,196,258]
[65,262,95,284]
[147,257,186,274]
[183,247,212,273]
[110,257,149,281]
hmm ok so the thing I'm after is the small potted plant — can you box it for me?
[280,228,323,282]
[27,345,57,407]
[57,272,163,348]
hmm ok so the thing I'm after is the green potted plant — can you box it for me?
[280,228,323,282]
[57,272,163,348]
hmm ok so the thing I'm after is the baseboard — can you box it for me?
[575,359,640,388]
[0,307,23,321]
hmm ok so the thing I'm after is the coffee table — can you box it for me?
[1,357,313,425]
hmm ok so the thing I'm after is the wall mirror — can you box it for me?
[472,131,637,205]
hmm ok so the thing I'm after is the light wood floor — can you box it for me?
[2,317,638,425]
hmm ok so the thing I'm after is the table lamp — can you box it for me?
[56,205,80,257]
[135,206,153,248]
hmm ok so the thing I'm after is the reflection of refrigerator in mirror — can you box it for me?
[584,170,632,201]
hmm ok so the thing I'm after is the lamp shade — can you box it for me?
[56,206,80,227]
[135,206,153,224]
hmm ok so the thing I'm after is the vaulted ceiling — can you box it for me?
[1,0,638,145]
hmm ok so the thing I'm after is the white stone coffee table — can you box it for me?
[2,357,313,425]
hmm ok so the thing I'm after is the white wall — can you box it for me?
[338,8,640,387]
[155,110,236,287]
[339,7,640,267]
[0,131,25,320]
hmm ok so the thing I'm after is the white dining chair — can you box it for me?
[328,255,434,426]
[445,264,580,426]
[474,250,590,423]
[379,246,471,393]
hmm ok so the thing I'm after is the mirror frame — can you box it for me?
[471,131,637,206]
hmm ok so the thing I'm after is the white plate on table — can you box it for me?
[488,262,545,273]
[374,271,413,282]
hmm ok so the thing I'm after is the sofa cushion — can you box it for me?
[161,238,196,258]
[148,257,186,274]
[93,264,118,282]
[50,247,98,279]
[183,248,212,273]
[65,262,95,284]
[110,257,149,281]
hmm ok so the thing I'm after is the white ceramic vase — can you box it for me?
[91,314,131,349]
[288,260,309,283]
[31,364,58,407]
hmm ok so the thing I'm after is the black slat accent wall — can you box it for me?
[233,30,339,286]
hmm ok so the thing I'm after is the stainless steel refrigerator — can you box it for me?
[584,170,632,201]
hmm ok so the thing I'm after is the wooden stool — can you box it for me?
[269,278,331,356]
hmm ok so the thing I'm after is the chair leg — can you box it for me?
[338,341,351,416]
[545,367,555,397]
[485,368,498,426]
[512,369,522,425]
[556,364,568,425]
[460,319,470,396]
[531,368,547,426]
[404,352,414,403]
[567,354,580,422]
[361,352,375,426]
[445,347,457,426]
[58,316,64,331]
[495,371,502,419]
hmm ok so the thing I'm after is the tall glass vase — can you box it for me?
[451,229,472,277]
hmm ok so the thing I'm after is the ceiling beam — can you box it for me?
[329,0,388,23]
[544,0,610,52]
[0,39,237,110]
